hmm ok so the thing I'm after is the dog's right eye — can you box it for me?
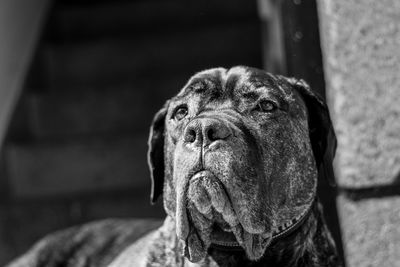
[173,106,188,120]
[256,99,277,113]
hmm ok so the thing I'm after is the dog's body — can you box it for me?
[8,66,342,267]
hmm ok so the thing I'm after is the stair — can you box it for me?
[26,85,171,138]
[50,0,257,41]
[43,23,261,88]
[5,135,148,198]
[0,0,262,263]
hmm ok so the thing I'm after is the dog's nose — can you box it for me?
[183,118,231,146]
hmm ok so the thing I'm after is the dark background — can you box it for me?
[0,0,343,264]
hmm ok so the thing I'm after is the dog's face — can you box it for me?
[148,66,335,262]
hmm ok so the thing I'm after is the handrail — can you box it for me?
[0,0,51,152]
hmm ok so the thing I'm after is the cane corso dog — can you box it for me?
[8,66,342,267]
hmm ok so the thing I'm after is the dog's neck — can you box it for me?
[169,201,340,267]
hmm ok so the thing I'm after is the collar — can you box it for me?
[271,198,315,242]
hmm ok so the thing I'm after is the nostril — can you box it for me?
[184,119,231,146]
[185,128,197,143]
[207,128,216,142]
[205,125,230,142]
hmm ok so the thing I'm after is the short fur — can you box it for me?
[7,66,342,267]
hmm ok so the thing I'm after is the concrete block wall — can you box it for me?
[317,1,400,266]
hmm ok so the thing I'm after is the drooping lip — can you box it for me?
[187,170,243,248]
[184,169,274,260]
[188,170,269,245]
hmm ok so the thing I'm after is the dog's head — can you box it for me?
[148,66,336,262]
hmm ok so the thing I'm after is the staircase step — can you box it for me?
[5,135,151,198]
[26,77,181,138]
[42,22,261,88]
[49,0,258,41]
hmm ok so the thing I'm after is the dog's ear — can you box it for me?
[287,78,337,186]
[147,102,169,204]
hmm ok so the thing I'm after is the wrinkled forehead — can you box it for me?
[175,66,294,101]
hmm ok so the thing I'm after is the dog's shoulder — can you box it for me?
[109,216,186,267]
[7,218,162,267]
[107,227,160,267]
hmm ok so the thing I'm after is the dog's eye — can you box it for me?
[173,106,188,120]
[256,100,277,112]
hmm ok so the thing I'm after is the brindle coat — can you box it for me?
[7,66,342,267]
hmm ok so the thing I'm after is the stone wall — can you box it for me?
[317,1,400,266]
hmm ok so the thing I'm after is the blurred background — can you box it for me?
[1,0,399,266]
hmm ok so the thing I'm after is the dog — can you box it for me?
[7,66,342,267]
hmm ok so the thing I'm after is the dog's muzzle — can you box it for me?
[173,115,274,262]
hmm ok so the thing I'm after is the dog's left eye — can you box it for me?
[256,100,277,112]
[173,106,188,120]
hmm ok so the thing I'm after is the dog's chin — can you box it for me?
[210,223,273,261]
